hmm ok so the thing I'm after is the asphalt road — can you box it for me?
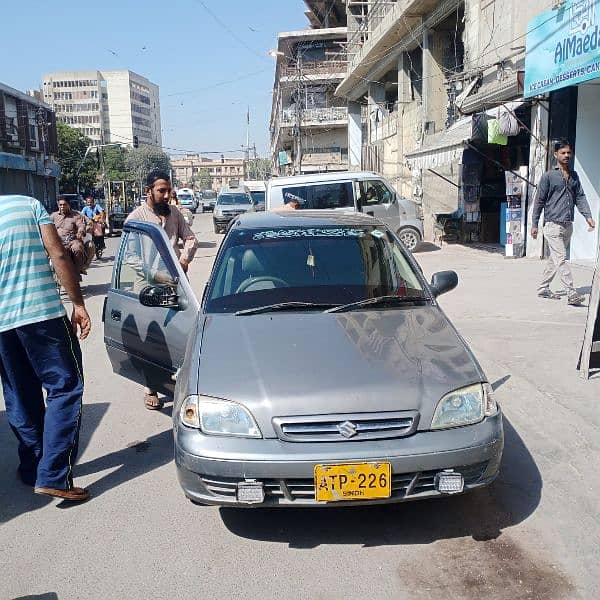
[1,212,598,600]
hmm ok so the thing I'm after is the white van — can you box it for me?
[242,180,266,211]
[266,171,423,251]
[176,187,199,213]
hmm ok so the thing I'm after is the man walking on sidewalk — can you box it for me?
[126,169,198,410]
[0,195,92,502]
[531,140,596,306]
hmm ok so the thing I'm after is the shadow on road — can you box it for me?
[414,242,441,253]
[11,594,58,600]
[0,403,110,525]
[82,282,110,298]
[220,418,541,548]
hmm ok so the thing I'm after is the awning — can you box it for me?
[404,117,472,170]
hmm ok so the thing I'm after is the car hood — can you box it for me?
[196,307,484,437]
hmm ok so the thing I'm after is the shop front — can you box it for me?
[406,105,533,256]
[525,0,600,260]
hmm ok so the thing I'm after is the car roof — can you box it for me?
[233,210,382,229]
[268,171,381,187]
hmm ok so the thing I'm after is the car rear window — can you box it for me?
[281,182,353,210]
[218,194,251,205]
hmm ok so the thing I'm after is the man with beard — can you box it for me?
[126,169,199,410]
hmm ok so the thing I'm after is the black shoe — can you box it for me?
[567,294,585,306]
[537,289,560,299]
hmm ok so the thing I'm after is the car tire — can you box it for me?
[398,227,422,252]
[213,222,220,234]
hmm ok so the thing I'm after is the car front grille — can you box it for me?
[198,462,488,503]
[222,209,246,217]
[272,411,419,442]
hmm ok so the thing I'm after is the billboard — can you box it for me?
[525,0,600,97]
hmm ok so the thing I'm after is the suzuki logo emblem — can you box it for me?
[337,421,358,438]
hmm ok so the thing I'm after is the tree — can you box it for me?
[247,157,271,180]
[125,145,172,184]
[101,145,129,181]
[56,122,98,193]
[192,167,212,190]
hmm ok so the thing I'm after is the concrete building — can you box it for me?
[334,0,565,258]
[41,69,161,147]
[0,81,60,211]
[171,155,247,191]
[270,1,348,175]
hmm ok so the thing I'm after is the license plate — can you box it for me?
[314,462,391,502]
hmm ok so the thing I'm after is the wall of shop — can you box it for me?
[573,83,600,260]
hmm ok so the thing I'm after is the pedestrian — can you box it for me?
[531,140,596,306]
[52,196,88,274]
[82,196,106,258]
[0,195,92,501]
[126,169,199,410]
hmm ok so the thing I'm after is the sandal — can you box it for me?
[144,393,164,410]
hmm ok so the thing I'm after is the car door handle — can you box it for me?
[111,310,121,322]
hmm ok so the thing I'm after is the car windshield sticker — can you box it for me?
[371,229,385,239]
[306,253,315,267]
[252,228,366,241]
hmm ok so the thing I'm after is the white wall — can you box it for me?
[573,83,600,260]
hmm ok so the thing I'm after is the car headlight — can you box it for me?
[431,383,497,430]
[180,395,261,438]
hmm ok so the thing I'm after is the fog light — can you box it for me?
[237,480,265,504]
[434,470,464,494]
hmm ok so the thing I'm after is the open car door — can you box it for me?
[103,221,199,396]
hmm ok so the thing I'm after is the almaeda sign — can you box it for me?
[525,0,600,97]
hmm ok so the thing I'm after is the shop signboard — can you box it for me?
[525,0,600,98]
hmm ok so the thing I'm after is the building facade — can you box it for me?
[171,155,248,191]
[41,69,161,148]
[270,2,349,175]
[0,81,60,211]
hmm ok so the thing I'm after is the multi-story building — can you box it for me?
[334,0,548,256]
[171,155,248,191]
[0,80,60,211]
[41,69,161,147]
[270,1,348,175]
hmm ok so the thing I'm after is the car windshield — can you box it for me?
[218,194,251,205]
[205,225,426,313]
[250,191,265,204]
[178,194,193,201]
[203,191,216,199]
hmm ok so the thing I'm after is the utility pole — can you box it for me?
[294,52,303,175]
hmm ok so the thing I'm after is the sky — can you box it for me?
[1,0,309,158]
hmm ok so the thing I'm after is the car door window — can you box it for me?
[359,180,394,206]
[117,231,176,294]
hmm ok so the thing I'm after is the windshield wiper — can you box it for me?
[235,301,338,316]
[325,295,428,314]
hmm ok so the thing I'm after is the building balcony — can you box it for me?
[279,106,348,127]
[280,60,347,80]
[301,146,348,172]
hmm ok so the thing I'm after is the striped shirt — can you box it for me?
[0,195,65,333]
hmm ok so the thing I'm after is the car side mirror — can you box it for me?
[430,271,458,297]
[139,284,180,309]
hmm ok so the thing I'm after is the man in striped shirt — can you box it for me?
[0,195,92,502]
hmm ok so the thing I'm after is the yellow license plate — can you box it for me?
[314,462,391,502]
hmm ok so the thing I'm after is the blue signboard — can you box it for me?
[525,0,600,97]
[278,150,290,166]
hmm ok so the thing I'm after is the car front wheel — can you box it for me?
[213,222,220,234]
[398,227,421,252]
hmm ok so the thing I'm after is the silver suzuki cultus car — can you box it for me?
[104,211,503,507]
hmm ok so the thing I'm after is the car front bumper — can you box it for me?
[174,411,503,507]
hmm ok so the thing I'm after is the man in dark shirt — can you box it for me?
[531,140,596,306]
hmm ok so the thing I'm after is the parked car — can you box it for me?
[200,189,217,213]
[177,188,199,213]
[212,189,254,233]
[243,180,266,211]
[103,211,503,507]
[266,171,423,251]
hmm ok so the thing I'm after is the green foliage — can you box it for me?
[56,122,98,193]
[192,167,212,190]
[247,157,271,180]
[124,145,172,184]
[102,145,129,180]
